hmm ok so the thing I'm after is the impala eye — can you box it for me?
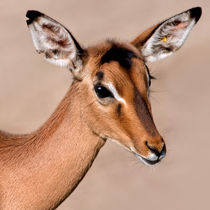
[94,85,114,98]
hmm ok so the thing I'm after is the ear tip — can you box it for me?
[26,10,43,25]
[189,7,202,23]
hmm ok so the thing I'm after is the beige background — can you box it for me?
[0,0,209,209]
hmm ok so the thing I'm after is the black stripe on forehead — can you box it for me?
[101,45,137,69]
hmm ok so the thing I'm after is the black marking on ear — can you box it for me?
[26,10,85,59]
[26,10,44,25]
[96,71,104,80]
[101,45,137,69]
[64,27,85,56]
[189,7,202,23]
[117,104,122,116]
[140,7,202,46]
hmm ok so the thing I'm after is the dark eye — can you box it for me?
[94,85,114,98]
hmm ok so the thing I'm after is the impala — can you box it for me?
[0,7,201,209]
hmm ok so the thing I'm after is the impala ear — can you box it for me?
[26,10,85,75]
[131,7,202,63]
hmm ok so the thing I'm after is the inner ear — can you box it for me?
[26,10,84,71]
[132,7,202,63]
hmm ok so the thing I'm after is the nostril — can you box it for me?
[145,141,166,159]
[145,141,161,157]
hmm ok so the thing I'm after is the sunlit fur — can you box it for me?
[0,7,201,209]
[82,41,164,158]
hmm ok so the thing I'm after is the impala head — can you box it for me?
[26,7,201,165]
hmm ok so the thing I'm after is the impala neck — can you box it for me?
[0,82,105,209]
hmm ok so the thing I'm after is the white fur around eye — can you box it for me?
[108,83,126,105]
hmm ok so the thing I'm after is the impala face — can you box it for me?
[80,42,166,165]
[26,7,201,165]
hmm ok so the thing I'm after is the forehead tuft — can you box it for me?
[101,43,137,69]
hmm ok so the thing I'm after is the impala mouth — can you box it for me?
[136,154,160,165]
[109,139,164,166]
[130,147,162,166]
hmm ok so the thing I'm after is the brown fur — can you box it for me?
[0,40,164,209]
[0,84,105,209]
[1,6,201,208]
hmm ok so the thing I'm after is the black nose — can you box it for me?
[145,141,166,159]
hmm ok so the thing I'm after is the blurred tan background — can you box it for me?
[0,0,209,209]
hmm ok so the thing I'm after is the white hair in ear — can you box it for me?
[26,10,83,69]
[137,7,202,63]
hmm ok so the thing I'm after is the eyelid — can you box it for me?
[95,83,111,92]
